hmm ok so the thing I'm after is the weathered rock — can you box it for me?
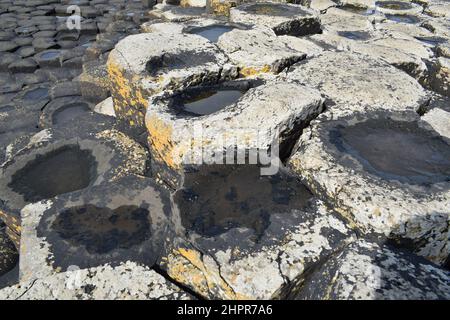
[8,57,38,73]
[425,1,450,18]
[18,174,170,282]
[347,35,432,79]
[288,109,449,265]
[0,261,192,300]
[34,49,63,68]
[375,0,423,15]
[107,32,236,136]
[229,2,322,36]
[427,57,450,96]
[149,3,206,22]
[320,7,374,32]
[217,27,307,77]
[286,51,428,112]
[0,114,148,247]
[94,96,116,117]
[146,80,324,188]
[77,59,110,104]
[158,164,356,299]
[293,240,450,300]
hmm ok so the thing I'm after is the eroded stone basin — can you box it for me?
[189,25,235,43]
[330,119,450,184]
[8,146,97,202]
[385,14,420,24]
[376,1,414,10]
[50,205,151,255]
[174,165,313,239]
[52,103,90,124]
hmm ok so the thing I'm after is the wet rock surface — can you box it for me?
[0,0,449,300]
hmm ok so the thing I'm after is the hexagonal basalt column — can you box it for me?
[374,0,423,16]
[293,240,450,300]
[288,109,450,266]
[145,80,324,188]
[0,261,193,300]
[158,164,356,299]
[217,28,310,77]
[286,51,429,112]
[229,2,322,36]
[18,174,171,282]
[107,32,237,136]
[0,115,148,247]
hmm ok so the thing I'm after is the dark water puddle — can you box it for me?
[51,205,151,255]
[179,89,244,116]
[337,30,372,40]
[52,103,90,124]
[189,25,235,43]
[23,87,49,101]
[9,145,97,202]
[174,165,313,238]
[330,119,450,185]
[376,1,414,10]
[385,14,420,24]
[339,4,376,15]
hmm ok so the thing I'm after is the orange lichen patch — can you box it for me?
[239,65,272,77]
[166,248,251,300]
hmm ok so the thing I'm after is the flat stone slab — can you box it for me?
[0,261,193,300]
[229,2,322,36]
[107,32,236,135]
[158,165,356,299]
[286,51,428,112]
[288,109,449,266]
[217,27,307,77]
[145,80,324,188]
[293,240,450,300]
[375,0,423,16]
[320,7,374,32]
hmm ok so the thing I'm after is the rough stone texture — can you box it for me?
[422,107,450,137]
[159,171,356,299]
[425,2,450,18]
[217,27,307,77]
[320,7,374,32]
[0,114,148,247]
[0,261,193,300]
[293,240,450,300]
[146,80,324,188]
[0,223,18,278]
[107,32,236,136]
[288,109,449,266]
[149,3,206,22]
[229,2,322,36]
[286,51,428,112]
